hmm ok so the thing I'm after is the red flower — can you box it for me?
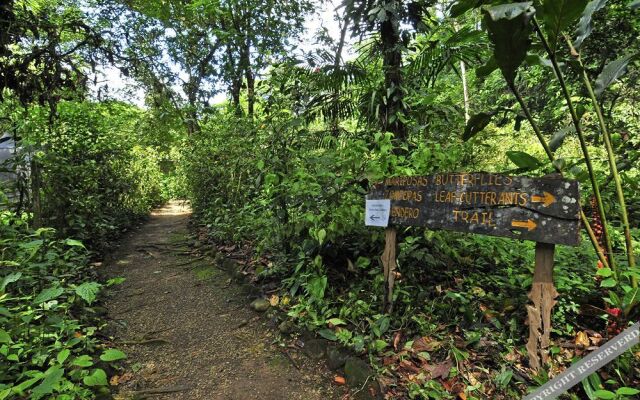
[605,307,621,318]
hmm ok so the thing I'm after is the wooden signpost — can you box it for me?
[366,172,581,370]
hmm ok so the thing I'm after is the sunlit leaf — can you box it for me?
[34,286,64,304]
[83,369,108,386]
[74,282,101,305]
[100,349,127,362]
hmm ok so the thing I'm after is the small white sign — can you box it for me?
[365,199,391,227]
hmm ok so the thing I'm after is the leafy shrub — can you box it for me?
[0,206,123,399]
[38,101,167,251]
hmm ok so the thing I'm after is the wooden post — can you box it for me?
[381,227,397,314]
[526,242,558,372]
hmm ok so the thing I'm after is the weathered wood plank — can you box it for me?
[367,172,581,246]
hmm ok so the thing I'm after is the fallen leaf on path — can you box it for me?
[575,331,589,348]
[399,360,422,374]
[269,295,279,306]
[430,360,452,380]
[382,355,398,366]
[393,331,402,351]
[412,336,441,352]
[334,376,346,385]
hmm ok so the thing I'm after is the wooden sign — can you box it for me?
[367,172,580,246]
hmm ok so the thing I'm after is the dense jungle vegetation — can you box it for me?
[0,0,639,398]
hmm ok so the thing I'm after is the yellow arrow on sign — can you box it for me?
[511,219,537,231]
[531,191,556,207]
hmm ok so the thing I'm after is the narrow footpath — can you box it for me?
[102,202,344,400]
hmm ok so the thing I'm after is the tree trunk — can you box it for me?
[329,15,350,135]
[186,79,201,135]
[245,67,255,117]
[460,60,470,122]
[380,0,406,143]
[231,76,243,116]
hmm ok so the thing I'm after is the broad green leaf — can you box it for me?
[307,276,327,300]
[506,151,542,169]
[542,0,588,53]
[64,238,85,248]
[616,387,640,396]
[100,349,127,362]
[483,2,535,84]
[463,112,495,141]
[327,318,347,326]
[378,316,391,334]
[318,328,337,341]
[56,349,71,364]
[0,388,11,400]
[83,369,108,386]
[596,267,613,277]
[31,366,64,399]
[594,53,638,97]
[573,0,607,49]
[317,228,326,245]
[13,374,44,392]
[33,286,64,304]
[71,355,93,367]
[0,329,11,344]
[74,282,101,305]
[593,390,616,399]
[372,339,387,352]
[0,272,22,292]
[600,277,617,288]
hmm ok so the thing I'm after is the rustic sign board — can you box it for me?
[367,173,581,246]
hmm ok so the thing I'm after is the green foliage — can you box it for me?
[0,208,126,399]
[482,2,535,84]
[594,53,639,97]
[541,0,588,52]
[2,0,639,398]
[36,101,167,250]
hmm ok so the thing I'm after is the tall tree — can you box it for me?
[343,0,436,144]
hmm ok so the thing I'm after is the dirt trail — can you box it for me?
[103,202,343,400]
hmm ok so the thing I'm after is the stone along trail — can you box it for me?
[103,202,345,400]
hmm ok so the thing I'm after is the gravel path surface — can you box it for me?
[103,202,344,400]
